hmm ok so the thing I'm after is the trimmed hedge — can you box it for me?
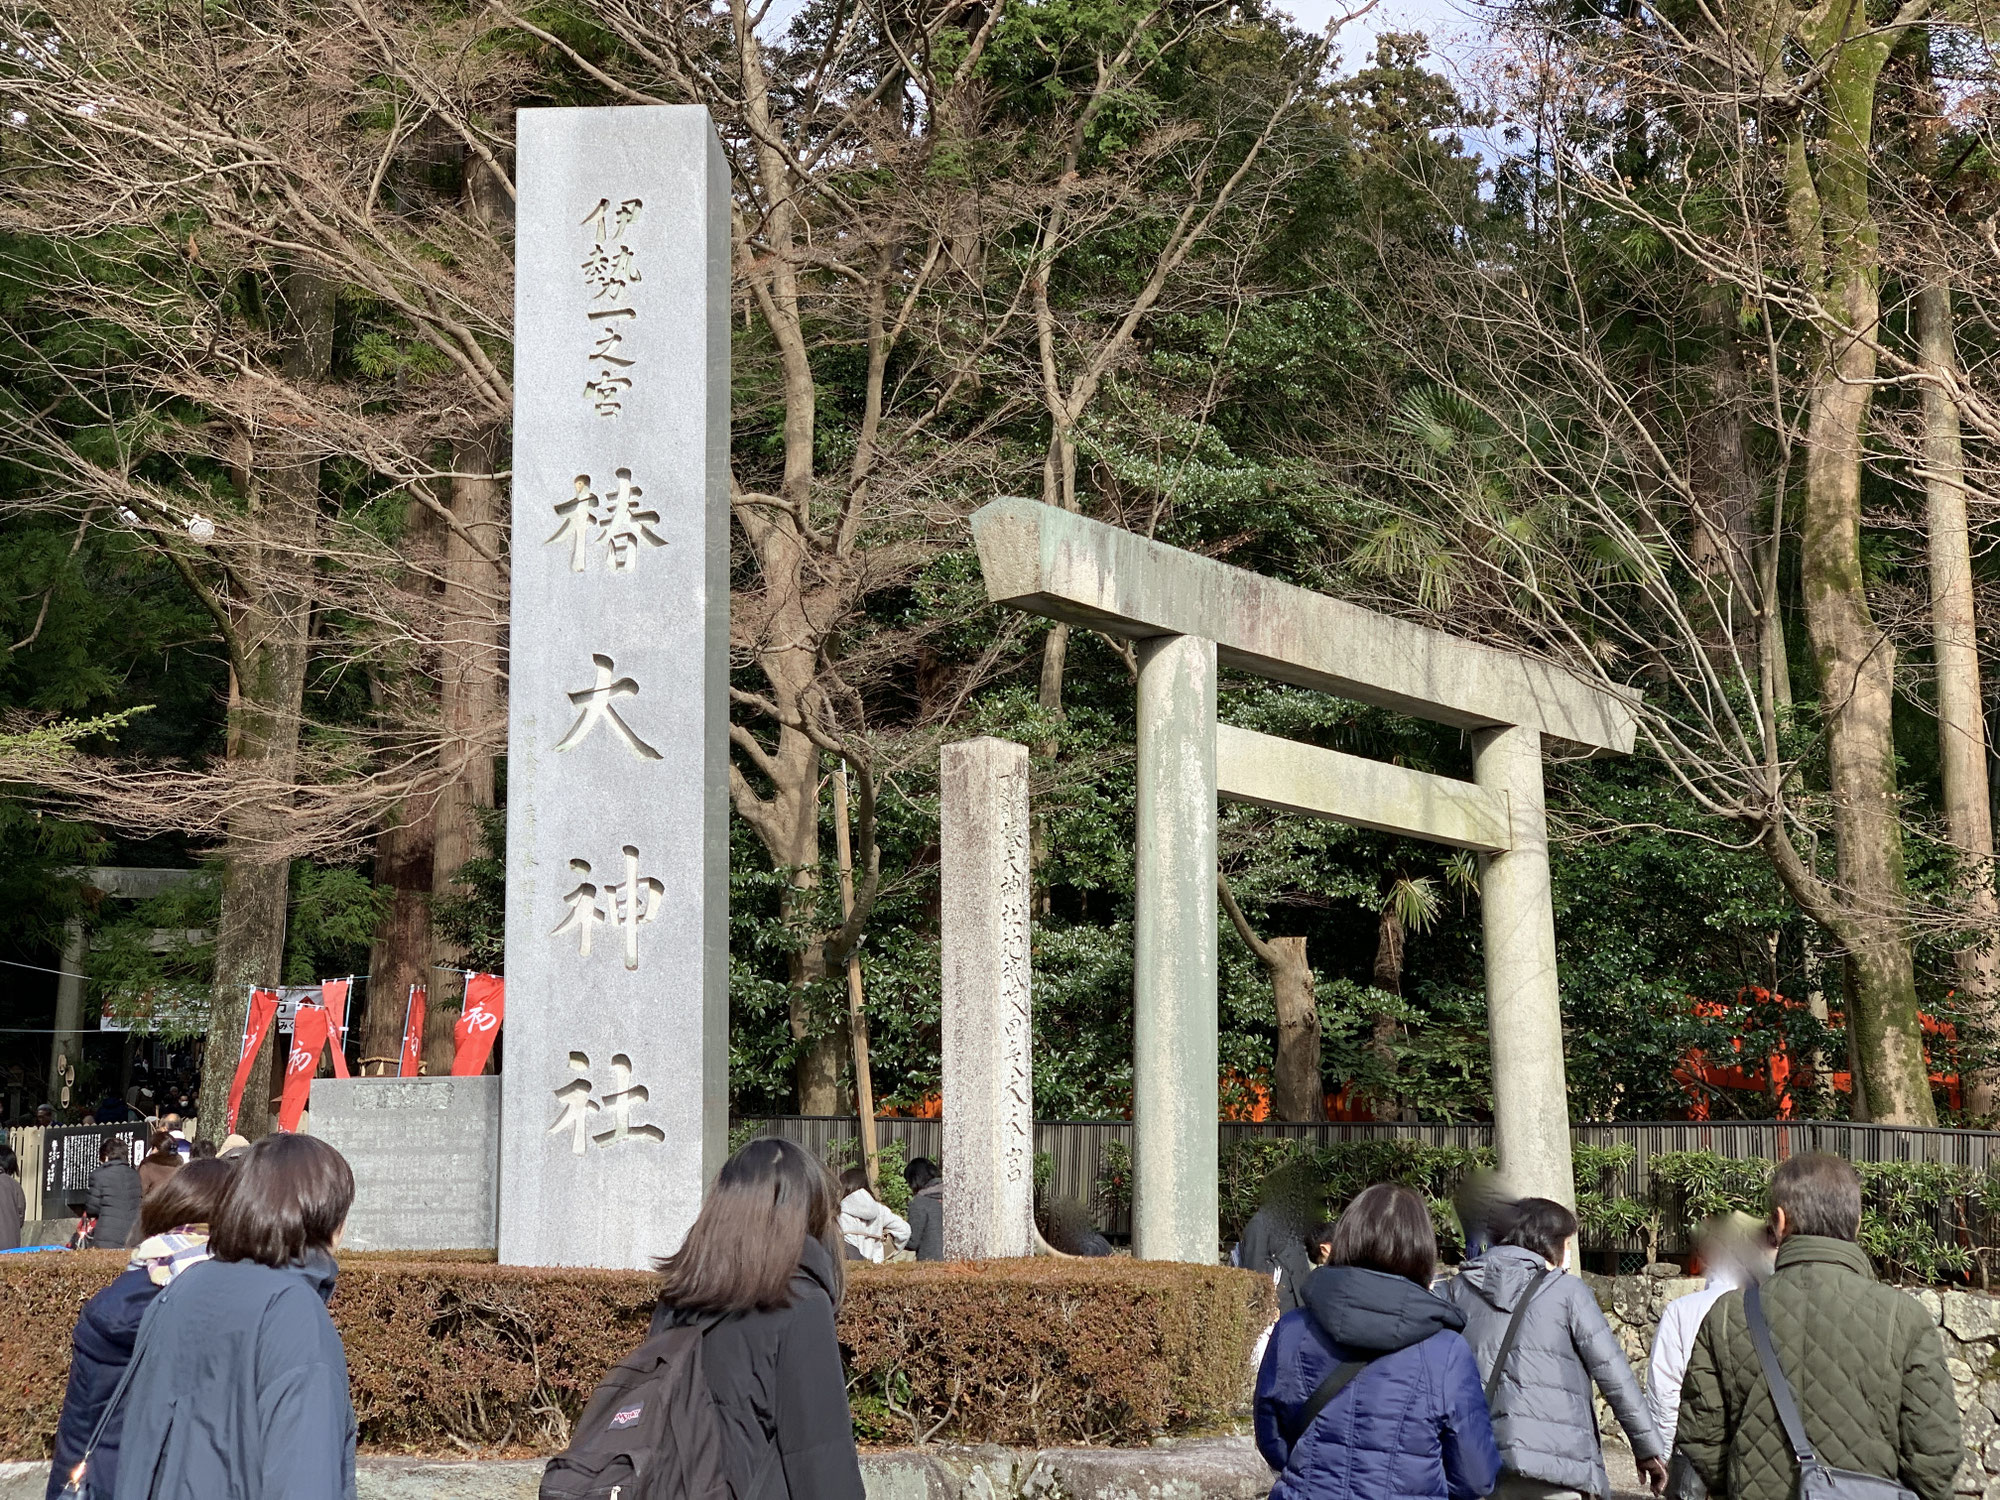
[0,1253,1272,1459]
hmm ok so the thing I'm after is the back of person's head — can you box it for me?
[1496,1196,1579,1264]
[838,1166,870,1198]
[1325,1183,1438,1286]
[140,1157,237,1238]
[1770,1152,1862,1241]
[209,1134,354,1266]
[145,1130,179,1163]
[657,1137,843,1313]
[904,1156,939,1193]
[189,1138,219,1160]
[0,1144,15,1177]
[98,1136,125,1164]
[1310,1219,1339,1264]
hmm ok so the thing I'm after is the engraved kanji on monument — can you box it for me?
[503,107,730,1270]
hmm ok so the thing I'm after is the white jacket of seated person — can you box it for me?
[840,1188,911,1263]
[1646,1260,1748,1452]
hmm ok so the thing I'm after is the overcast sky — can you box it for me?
[1291,0,1491,77]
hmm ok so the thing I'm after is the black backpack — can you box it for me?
[540,1323,734,1500]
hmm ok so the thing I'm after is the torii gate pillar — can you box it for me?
[1474,725,1572,1207]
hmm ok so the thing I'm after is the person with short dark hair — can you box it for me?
[903,1156,944,1261]
[84,1136,142,1251]
[1676,1153,1961,1500]
[47,1158,236,1500]
[651,1137,865,1500]
[1236,1159,1326,1313]
[0,1143,23,1251]
[1445,1196,1667,1498]
[111,1134,357,1500]
[1255,1183,1500,1499]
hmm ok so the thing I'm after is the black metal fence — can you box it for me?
[739,1116,2000,1238]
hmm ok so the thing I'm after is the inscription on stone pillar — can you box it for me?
[501,107,731,1269]
[941,737,1035,1259]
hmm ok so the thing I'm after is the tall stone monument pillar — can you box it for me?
[501,107,730,1269]
[1474,724,1574,1208]
[1132,635,1219,1263]
[939,738,1035,1258]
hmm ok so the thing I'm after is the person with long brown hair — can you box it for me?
[650,1137,864,1500]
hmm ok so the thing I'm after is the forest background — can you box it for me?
[0,0,1992,1132]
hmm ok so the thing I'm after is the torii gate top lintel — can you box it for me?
[971,496,1638,755]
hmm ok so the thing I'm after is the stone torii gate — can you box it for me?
[970,497,1639,1262]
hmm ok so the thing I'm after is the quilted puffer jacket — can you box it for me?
[1254,1264,1501,1500]
[1445,1245,1663,1495]
[1676,1235,1961,1500]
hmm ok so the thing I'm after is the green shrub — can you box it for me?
[0,1253,1270,1460]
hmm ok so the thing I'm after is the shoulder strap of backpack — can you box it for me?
[1484,1267,1554,1405]
[1287,1356,1377,1444]
[1744,1282,1816,1466]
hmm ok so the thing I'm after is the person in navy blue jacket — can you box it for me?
[1255,1183,1502,1500]
[48,1159,236,1500]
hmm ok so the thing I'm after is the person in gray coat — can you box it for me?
[904,1157,944,1261]
[1444,1198,1668,1499]
[112,1134,356,1500]
[0,1144,25,1251]
[85,1138,142,1250]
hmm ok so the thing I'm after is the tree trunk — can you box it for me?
[1799,289,1934,1123]
[362,801,434,1074]
[1218,874,1322,1122]
[432,427,503,924]
[1267,935,1322,1123]
[195,266,332,1140]
[1917,277,2000,1116]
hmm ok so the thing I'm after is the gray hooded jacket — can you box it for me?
[1443,1245,1663,1496]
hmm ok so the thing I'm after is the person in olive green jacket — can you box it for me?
[1676,1152,1962,1500]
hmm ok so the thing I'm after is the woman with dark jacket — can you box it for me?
[1444,1198,1668,1499]
[136,1134,182,1201]
[1255,1183,1501,1500]
[651,1137,866,1500]
[903,1157,944,1261]
[110,1133,356,1500]
[84,1138,143,1250]
[48,1159,235,1500]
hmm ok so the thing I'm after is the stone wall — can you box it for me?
[1585,1268,2000,1498]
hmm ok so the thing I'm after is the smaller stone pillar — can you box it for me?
[940,736,1034,1258]
[1132,634,1219,1263]
[1474,723,1575,1208]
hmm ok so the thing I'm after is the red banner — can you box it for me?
[277,1004,331,1132]
[450,974,505,1077]
[399,985,427,1078]
[319,979,351,1078]
[226,988,280,1133]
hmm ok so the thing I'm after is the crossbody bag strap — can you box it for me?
[65,1276,179,1493]
[1743,1283,1815,1466]
[1287,1356,1377,1444]
[1484,1267,1554,1406]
